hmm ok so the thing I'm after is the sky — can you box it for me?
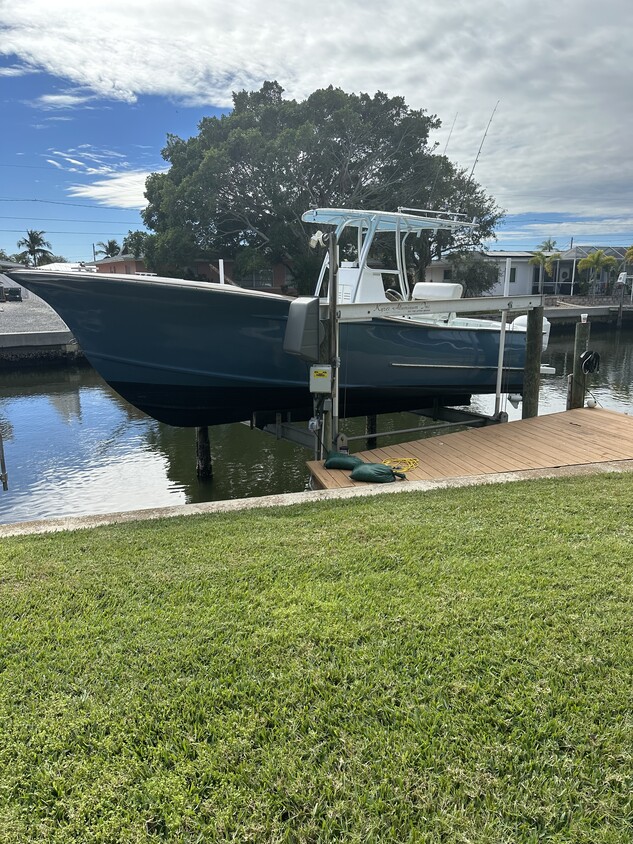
[1,0,632,262]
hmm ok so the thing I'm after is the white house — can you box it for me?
[425,251,536,296]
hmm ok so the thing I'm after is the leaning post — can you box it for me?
[522,304,544,419]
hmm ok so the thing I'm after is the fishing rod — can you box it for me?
[428,112,458,206]
[468,99,500,182]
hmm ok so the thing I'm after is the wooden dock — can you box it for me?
[308,407,633,489]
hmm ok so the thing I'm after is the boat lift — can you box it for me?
[271,232,544,458]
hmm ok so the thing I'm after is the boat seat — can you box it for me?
[411,282,463,300]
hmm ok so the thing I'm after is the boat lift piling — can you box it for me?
[195,426,213,479]
[0,427,8,491]
[365,415,378,450]
[567,315,591,410]
[494,258,512,416]
[320,231,340,457]
[522,305,545,419]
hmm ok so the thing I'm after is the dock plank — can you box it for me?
[308,408,633,489]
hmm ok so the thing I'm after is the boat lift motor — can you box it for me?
[282,297,323,363]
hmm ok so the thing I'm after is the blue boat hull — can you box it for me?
[7,271,526,427]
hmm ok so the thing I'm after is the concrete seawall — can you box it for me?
[0,288,83,365]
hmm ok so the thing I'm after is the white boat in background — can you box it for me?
[6,208,545,427]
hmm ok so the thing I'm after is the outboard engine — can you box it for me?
[511,314,551,351]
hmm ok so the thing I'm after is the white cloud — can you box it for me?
[45,144,135,176]
[0,63,37,76]
[66,170,158,209]
[35,92,96,109]
[1,0,632,224]
[42,145,160,207]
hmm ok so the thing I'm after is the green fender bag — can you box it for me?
[349,463,406,483]
[324,452,364,470]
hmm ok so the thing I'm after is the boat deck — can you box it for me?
[307,407,633,489]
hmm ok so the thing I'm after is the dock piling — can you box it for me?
[522,305,544,419]
[195,426,213,480]
[0,427,7,491]
[365,414,378,450]
[567,316,591,410]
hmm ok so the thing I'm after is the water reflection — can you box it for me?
[0,365,309,523]
[1,325,632,524]
[473,325,633,420]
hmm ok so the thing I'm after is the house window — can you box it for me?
[443,269,453,281]
[510,268,516,283]
[239,269,274,289]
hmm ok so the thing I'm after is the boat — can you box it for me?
[5,208,544,428]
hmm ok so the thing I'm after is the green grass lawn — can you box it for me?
[1,473,632,843]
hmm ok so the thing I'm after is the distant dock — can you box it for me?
[0,288,82,365]
[544,298,633,326]
[308,408,633,489]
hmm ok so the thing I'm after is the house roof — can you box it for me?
[559,246,629,261]
[481,251,535,259]
[0,259,26,271]
[95,253,142,264]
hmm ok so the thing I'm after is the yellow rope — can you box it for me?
[382,457,419,473]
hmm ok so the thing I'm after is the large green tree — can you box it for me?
[38,253,67,266]
[16,230,53,267]
[122,230,150,258]
[143,82,502,290]
[444,251,500,297]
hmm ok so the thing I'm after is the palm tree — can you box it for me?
[538,238,558,251]
[95,239,121,258]
[577,250,618,296]
[16,229,53,267]
[529,250,562,293]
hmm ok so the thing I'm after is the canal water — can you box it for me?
[1,325,631,524]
